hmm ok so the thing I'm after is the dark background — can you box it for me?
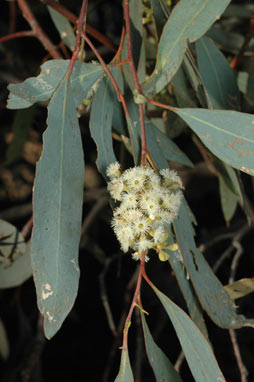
[0,1,254,381]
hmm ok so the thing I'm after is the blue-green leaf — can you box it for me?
[237,71,254,107]
[196,36,239,109]
[7,60,103,109]
[168,249,208,339]
[150,283,226,382]
[172,65,197,108]
[149,121,193,167]
[142,0,231,95]
[174,108,254,176]
[219,175,238,222]
[150,0,169,38]
[47,6,76,51]
[141,309,183,382]
[5,107,36,165]
[0,220,32,288]
[114,348,134,382]
[173,202,254,329]
[90,68,123,177]
[31,77,84,339]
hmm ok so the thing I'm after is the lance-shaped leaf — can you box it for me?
[140,308,183,382]
[7,60,103,109]
[31,77,84,339]
[149,282,226,382]
[114,348,134,382]
[142,0,231,95]
[47,6,76,51]
[219,176,238,222]
[168,249,208,339]
[196,36,240,109]
[150,0,169,38]
[174,108,254,176]
[173,202,254,329]
[90,68,122,177]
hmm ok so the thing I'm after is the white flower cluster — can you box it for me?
[107,162,183,261]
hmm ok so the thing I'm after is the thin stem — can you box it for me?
[82,32,130,118]
[123,0,147,165]
[0,30,34,43]
[112,25,126,62]
[66,0,88,81]
[146,97,174,112]
[40,0,116,52]
[139,104,147,166]
[121,252,146,350]
[17,0,62,59]
[9,1,17,34]
[230,11,254,69]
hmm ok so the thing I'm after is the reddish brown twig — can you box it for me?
[66,0,88,81]
[40,0,116,52]
[112,25,126,63]
[121,251,146,350]
[123,0,147,166]
[9,1,17,34]
[0,30,34,44]
[17,0,62,59]
[230,11,254,69]
[82,32,131,122]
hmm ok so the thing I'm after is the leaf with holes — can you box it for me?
[7,60,103,109]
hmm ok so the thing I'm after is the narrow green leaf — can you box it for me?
[31,77,84,339]
[150,0,169,38]
[168,250,208,339]
[142,0,231,95]
[196,36,239,109]
[224,4,253,19]
[174,108,254,176]
[141,309,183,382]
[237,71,254,107]
[90,68,122,176]
[210,157,243,222]
[173,202,254,329]
[212,157,243,202]
[114,348,134,382]
[5,107,36,165]
[219,176,238,222]
[172,66,197,108]
[0,220,32,288]
[182,50,212,109]
[147,120,193,167]
[47,6,76,51]
[7,60,103,109]
[125,90,142,165]
[150,283,226,382]
[206,27,244,54]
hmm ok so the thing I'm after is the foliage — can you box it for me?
[1,0,254,380]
